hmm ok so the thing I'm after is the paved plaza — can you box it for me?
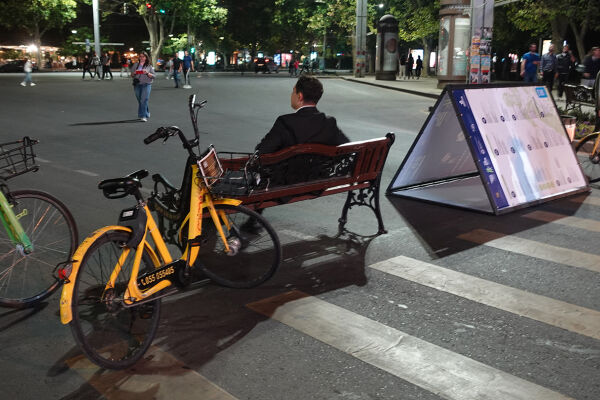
[0,72,599,400]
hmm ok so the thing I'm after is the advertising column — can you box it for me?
[375,15,399,80]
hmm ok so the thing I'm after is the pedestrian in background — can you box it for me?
[82,54,94,79]
[540,44,557,91]
[164,56,173,79]
[120,56,129,77]
[405,52,414,79]
[582,46,600,87]
[520,43,540,83]
[415,55,423,79]
[398,53,406,79]
[556,45,575,98]
[91,52,102,80]
[102,52,113,80]
[182,50,194,87]
[172,53,182,88]
[131,51,155,122]
[20,58,35,87]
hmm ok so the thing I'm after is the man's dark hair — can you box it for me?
[295,75,323,104]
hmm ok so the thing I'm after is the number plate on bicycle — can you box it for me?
[137,260,183,290]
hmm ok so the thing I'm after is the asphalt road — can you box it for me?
[0,72,599,400]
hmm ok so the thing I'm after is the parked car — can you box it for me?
[254,57,279,73]
[0,60,38,73]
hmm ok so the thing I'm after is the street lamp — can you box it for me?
[71,30,77,34]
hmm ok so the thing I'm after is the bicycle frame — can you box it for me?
[0,188,33,253]
[59,164,241,324]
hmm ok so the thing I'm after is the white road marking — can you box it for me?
[370,255,600,340]
[523,210,600,232]
[248,291,573,400]
[74,169,99,177]
[35,157,50,163]
[68,346,238,400]
[458,229,600,273]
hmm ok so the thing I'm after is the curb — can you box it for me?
[341,77,440,99]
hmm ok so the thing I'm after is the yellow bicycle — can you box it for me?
[60,97,281,369]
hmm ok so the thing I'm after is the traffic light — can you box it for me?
[190,47,195,53]
[159,8,165,13]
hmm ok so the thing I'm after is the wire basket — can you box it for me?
[208,151,262,197]
[0,137,39,180]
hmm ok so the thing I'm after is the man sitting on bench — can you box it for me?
[242,76,350,232]
[255,75,349,154]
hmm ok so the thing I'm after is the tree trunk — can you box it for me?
[549,17,568,53]
[569,19,588,62]
[143,14,165,65]
[421,38,430,77]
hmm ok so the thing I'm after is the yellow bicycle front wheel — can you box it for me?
[69,230,161,370]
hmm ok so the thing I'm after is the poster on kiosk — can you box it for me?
[386,84,589,214]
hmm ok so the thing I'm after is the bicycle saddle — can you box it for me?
[98,169,149,199]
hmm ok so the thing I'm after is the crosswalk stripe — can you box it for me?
[247,291,573,400]
[458,229,600,273]
[523,210,600,232]
[370,255,600,341]
[67,346,238,400]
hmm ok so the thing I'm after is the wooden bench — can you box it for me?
[217,133,395,234]
[564,84,595,112]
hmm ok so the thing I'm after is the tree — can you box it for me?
[507,0,600,60]
[0,0,77,68]
[389,0,439,77]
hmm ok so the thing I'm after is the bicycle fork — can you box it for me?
[0,190,33,254]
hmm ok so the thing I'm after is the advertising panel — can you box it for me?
[452,85,587,210]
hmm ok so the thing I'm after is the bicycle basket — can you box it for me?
[0,137,38,180]
[209,151,262,197]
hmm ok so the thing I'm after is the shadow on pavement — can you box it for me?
[50,231,375,391]
[69,119,143,126]
[386,193,587,258]
[0,302,48,333]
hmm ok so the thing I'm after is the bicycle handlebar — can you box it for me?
[143,127,169,145]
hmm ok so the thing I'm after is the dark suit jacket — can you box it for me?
[256,106,349,154]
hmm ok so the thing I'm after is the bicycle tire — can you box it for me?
[0,190,78,308]
[69,231,161,370]
[575,132,600,183]
[196,204,281,288]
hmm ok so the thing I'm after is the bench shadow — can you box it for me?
[50,231,374,392]
[385,192,589,259]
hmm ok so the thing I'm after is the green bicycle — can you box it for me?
[0,137,78,308]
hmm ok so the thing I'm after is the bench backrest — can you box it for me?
[221,133,395,191]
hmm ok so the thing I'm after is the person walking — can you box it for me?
[182,50,194,88]
[102,52,113,80]
[20,59,35,86]
[91,52,102,80]
[415,55,423,79]
[405,53,414,79]
[540,44,557,91]
[82,54,94,80]
[582,46,600,87]
[398,54,406,79]
[164,56,173,79]
[172,53,182,88]
[520,43,540,83]
[131,52,155,122]
[556,45,575,98]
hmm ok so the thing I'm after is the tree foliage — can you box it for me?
[0,0,77,66]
